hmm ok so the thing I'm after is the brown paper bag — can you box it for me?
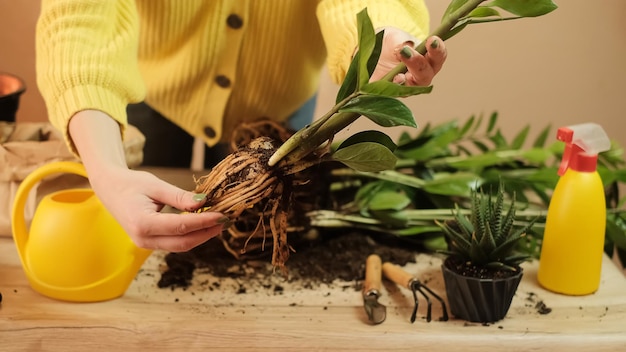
[0,122,145,236]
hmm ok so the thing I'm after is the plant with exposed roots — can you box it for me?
[193,1,558,271]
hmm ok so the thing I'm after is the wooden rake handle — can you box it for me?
[382,262,413,289]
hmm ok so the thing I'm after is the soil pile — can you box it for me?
[158,231,423,290]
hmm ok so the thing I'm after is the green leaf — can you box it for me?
[434,152,511,169]
[442,0,470,21]
[366,31,385,81]
[490,183,506,237]
[614,169,626,184]
[532,124,552,148]
[487,112,498,133]
[459,115,476,138]
[522,167,560,187]
[394,226,442,237]
[491,233,526,260]
[335,9,383,103]
[467,7,501,18]
[336,54,359,104]
[354,181,384,209]
[457,145,473,156]
[422,173,481,196]
[490,129,508,149]
[606,213,626,251]
[356,9,377,88]
[423,235,448,251]
[368,190,412,211]
[398,126,459,161]
[441,18,471,41]
[360,81,433,97]
[469,234,488,264]
[472,140,490,153]
[332,142,398,172]
[339,95,416,128]
[437,219,472,252]
[479,223,497,254]
[337,130,397,153]
[353,170,427,191]
[511,124,530,149]
[491,0,558,17]
[502,254,531,266]
[521,148,554,164]
[370,209,409,227]
[454,207,474,237]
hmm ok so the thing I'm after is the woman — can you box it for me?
[36,0,447,252]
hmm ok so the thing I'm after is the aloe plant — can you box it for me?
[437,181,536,271]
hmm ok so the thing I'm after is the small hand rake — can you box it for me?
[382,262,449,323]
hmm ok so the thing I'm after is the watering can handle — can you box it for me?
[11,161,88,260]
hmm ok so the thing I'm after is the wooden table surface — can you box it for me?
[2,167,626,351]
[2,238,626,351]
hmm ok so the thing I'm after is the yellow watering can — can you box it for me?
[11,161,152,302]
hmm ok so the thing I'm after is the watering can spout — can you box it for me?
[11,161,153,302]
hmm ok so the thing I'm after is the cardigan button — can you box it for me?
[226,14,243,29]
[203,126,217,139]
[215,75,231,88]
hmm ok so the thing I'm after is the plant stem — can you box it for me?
[268,0,488,167]
[332,168,427,188]
[308,208,545,234]
[268,94,360,167]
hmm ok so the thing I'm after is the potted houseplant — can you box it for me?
[437,181,536,323]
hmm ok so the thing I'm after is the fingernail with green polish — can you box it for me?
[192,193,207,202]
[430,39,439,49]
[217,216,230,224]
[400,46,413,59]
[221,220,234,230]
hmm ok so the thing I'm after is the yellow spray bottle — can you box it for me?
[537,123,611,295]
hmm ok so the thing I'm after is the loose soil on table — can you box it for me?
[156,230,554,319]
[158,231,422,291]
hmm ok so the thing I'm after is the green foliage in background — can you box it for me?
[309,113,626,266]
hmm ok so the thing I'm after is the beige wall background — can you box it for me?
[316,0,626,148]
[2,0,625,149]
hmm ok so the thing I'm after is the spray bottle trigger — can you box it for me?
[557,127,574,176]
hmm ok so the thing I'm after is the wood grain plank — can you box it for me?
[2,237,626,351]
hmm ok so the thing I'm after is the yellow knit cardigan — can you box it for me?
[36,0,430,153]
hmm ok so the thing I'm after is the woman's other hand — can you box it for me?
[370,27,447,86]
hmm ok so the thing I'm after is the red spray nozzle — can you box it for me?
[556,123,610,176]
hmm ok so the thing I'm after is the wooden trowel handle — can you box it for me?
[364,254,383,293]
[382,262,413,289]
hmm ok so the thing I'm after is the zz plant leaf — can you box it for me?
[360,80,433,97]
[339,95,416,128]
[337,130,397,153]
[356,8,381,89]
[491,0,559,17]
[333,142,398,172]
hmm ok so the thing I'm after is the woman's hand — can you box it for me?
[370,27,447,86]
[69,110,227,252]
[90,166,228,252]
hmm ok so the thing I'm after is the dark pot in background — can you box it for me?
[442,257,523,323]
[0,72,26,122]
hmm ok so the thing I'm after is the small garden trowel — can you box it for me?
[363,254,386,324]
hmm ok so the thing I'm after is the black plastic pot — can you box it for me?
[0,72,26,122]
[442,257,523,323]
